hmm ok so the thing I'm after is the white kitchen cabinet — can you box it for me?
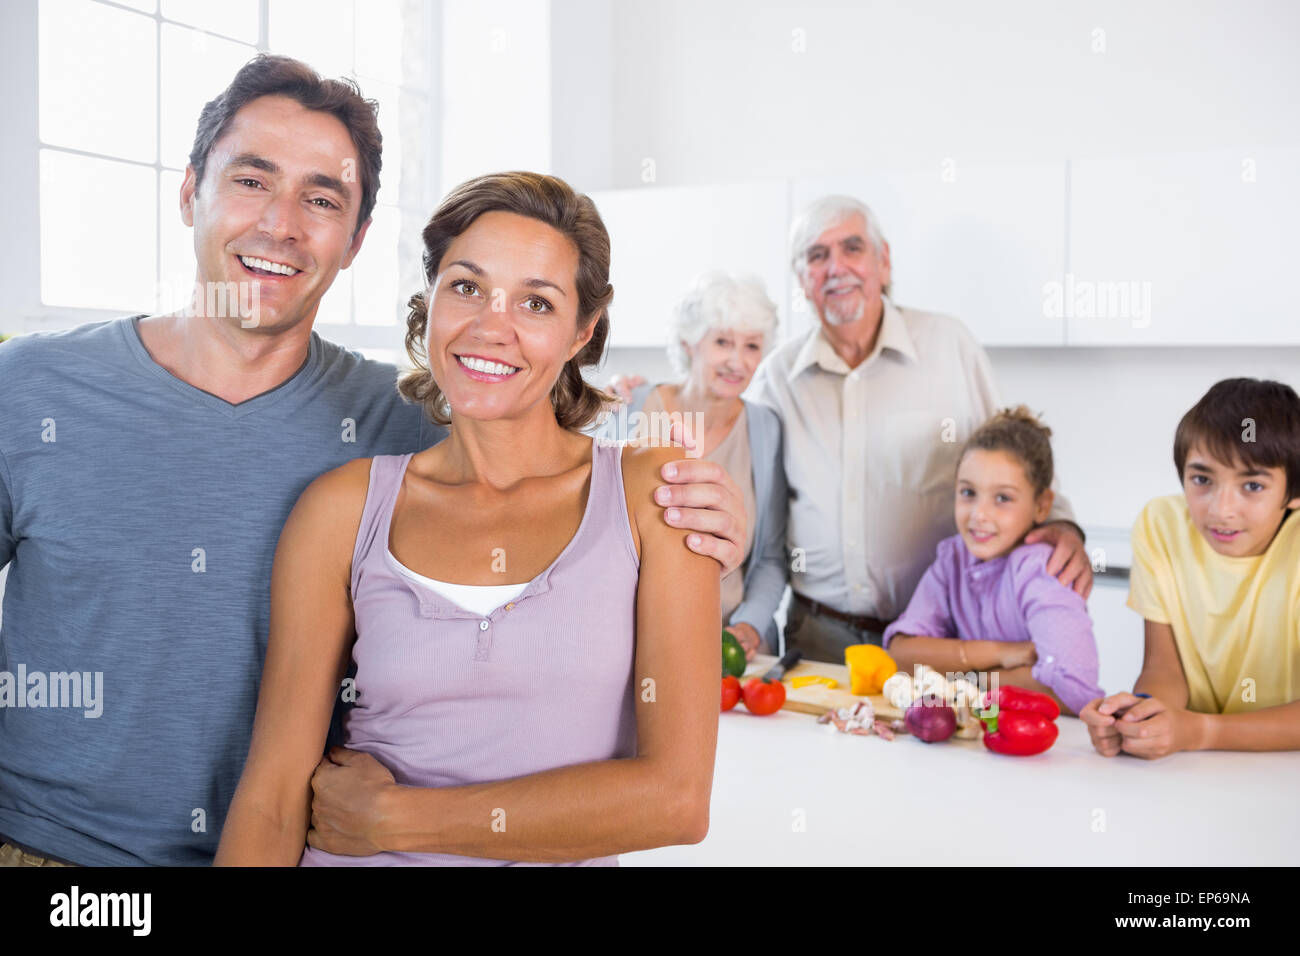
[1089,576,1145,696]
[1067,146,1300,345]
[789,162,1068,346]
[586,181,793,349]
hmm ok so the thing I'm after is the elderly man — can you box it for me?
[748,195,1091,662]
[0,55,745,867]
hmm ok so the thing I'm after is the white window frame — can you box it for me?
[5,0,440,359]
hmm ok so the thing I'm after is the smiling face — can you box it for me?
[425,209,595,424]
[1182,445,1300,557]
[181,94,369,331]
[955,448,1053,560]
[684,326,765,401]
[797,213,891,328]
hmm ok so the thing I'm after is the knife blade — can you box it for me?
[762,648,802,682]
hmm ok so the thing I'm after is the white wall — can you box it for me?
[583,0,1300,540]
[988,347,1299,533]
[550,0,614,190]
[605,0,1300,186]
[439,0,552,196]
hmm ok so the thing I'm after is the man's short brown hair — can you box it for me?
[1174,378,1300,501]
[188,54,382,235]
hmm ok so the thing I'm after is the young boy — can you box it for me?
[1082,378,1300,758]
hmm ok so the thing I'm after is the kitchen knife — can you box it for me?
[762,648,802,682]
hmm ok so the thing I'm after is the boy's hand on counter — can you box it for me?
[1080,694,1129,755]
[1110,695,1203,759]
[1081,692,1202,759]
[1023,521,1093,599]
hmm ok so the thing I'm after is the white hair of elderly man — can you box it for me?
[788,195,892,319]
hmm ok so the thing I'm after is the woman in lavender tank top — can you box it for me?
[215,173,722,865]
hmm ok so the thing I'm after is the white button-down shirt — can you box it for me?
[750,298,1076,622]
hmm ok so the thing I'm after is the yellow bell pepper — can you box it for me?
[790,675,839,690]
[845,645,898,696]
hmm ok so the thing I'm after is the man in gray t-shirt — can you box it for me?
[0,56,745,866]
[0,315,438,865]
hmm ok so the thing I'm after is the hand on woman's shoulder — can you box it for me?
[616,439,695,561]
[619,438,686,501]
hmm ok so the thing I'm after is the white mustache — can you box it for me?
[823,279,862,294]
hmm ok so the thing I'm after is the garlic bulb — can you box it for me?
[882,671,914,711]
[949,677,984,709]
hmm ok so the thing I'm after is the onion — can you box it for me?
[904,695,958,743]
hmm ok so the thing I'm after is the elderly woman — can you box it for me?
[214,172,725,866]
[599,271,788,658]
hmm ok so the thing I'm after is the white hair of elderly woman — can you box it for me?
[667,271,780,379]
[787,195,890,295]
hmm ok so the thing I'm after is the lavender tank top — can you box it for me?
[299,435,640,866]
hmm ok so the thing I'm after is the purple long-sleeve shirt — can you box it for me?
[881,534,1105,714]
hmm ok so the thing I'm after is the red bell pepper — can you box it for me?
[979,685,1059,756]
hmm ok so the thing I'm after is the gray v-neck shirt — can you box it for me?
[0,316,442,865]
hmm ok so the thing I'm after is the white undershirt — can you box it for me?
[389,550,530,616]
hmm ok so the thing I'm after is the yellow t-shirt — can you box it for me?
[1127,494,1300,714]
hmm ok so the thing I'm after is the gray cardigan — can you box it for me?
[591,383,789,650]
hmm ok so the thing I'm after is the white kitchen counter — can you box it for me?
[622,706,1300,866]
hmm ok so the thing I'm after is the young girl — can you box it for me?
[882,407,1104,715]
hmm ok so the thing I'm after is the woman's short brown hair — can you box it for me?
[961,405,1055,497]
[398,171,616,430]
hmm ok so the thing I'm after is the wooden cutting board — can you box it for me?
[739,654,903,721]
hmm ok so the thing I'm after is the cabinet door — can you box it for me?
[586,181,792,349]
[790,162,1068,346]
[1068,147,1300,345]
[1088,578,1145,697]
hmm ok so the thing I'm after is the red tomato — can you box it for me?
[741,677,786,716]
[721,676,741,712]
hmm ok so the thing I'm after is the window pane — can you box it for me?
[161,0,259,44]
[114,0,157,13]
[159,169,196,314]
[355,0,409,87]
[352,204,407,326]
[39,0,157,163]
[351,81,432,214]
[268,0,355,80]
[357,347,401,366]
[365,80,403,206]
[41,150,157,312]
[161,23,257,169]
